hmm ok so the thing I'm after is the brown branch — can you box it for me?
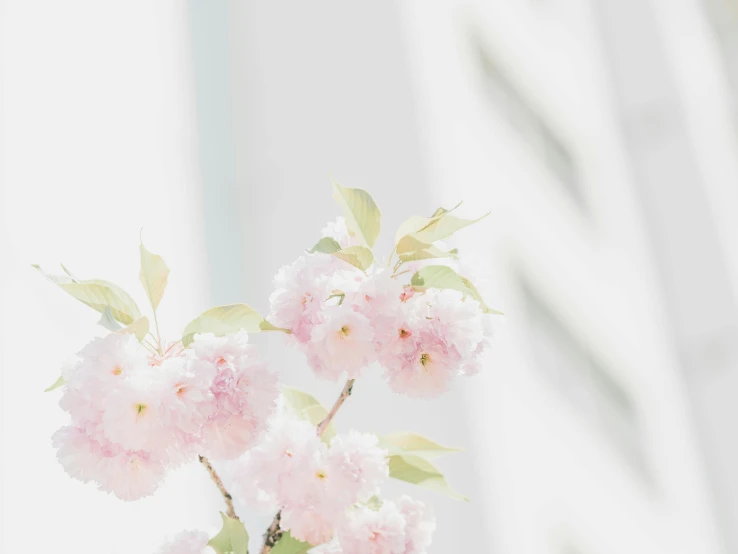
[199,455,237,520]
[261,512,283,552]
[259,378,356,553]
[316,378,355,437]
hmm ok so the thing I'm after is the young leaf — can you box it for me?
[97,306,122,331]
[139,240,170,311]
[397,244,458,263]
[378,432,461,458]
[208,512,249,554]
[281,386,337,442]
[270,532,311,554]
[393,202,462,247]
[410,265,499,314]
[117,316,150,342]
[332,180,381,248]
[33,266,142,325]
[309,236,374,272]
[44,375,66,392]
[308,237,342,255]
[182,304,290,347]
[394,203,488,252]
[388,454,468,501]
[410,212,489,246]
[333,245,374,271]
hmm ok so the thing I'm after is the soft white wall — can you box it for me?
[0,2,219,552]
[398,1,728,553]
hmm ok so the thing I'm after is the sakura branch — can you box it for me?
[316,378,355,437]
[259,378,358,553]
[39,180,500,554]
[199,455,237,520]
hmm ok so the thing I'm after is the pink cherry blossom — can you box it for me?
[233,410,391,545]
[396,495,435,554]
[269,255,342,342]
[101,369,169,453]
[240,417,323,508]
[336,503,407,554]
[52,426,166,500]
[195,333,279,460]
[281,506,337,545]
[308,306,375,380]
[327,431,388,504]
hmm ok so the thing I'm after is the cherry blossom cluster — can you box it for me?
[41,186,498,554]
[158,494,434,554]
[157,407,436,554]
[311,496,435,554]
[53,331,277,500]
[269,218,493,397]
[232,411,390,544]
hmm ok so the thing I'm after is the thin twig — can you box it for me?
[261,512,283,552]
[199,455,237,520]
[260,378,357,553]
[152,310,163,355]
[316,378,355,437]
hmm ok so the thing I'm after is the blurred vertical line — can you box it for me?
[592,0,738,552]
[185,0,247,305]
[0,0,7,543]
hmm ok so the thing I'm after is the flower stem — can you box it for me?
[316,378,355,437]
[199,455,237,520]
[152,310,163,355]
[259,378,357,553]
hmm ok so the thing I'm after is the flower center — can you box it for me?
[420,353,430,367]
[112,365,123,376]
[135,403,148,417]
[315,469,327,480]
[339,325,351,337]
[398,328,410,339]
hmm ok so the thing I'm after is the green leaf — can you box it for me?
[395,234,459,261]
[410,265,499,314]
[97,306,122,331]
[33,265,142,325]
[208,513,249,554]
[332,180,381,248]
[182,304,290,347]
[139,240,170,311]
[281,386,336,442]
[388,454,468,501]
[117,316,150,342]
[308,237,343,255]
[333,245,375,271]
[394,203,488,252]
[308,237,374,271]
[44,375,66,392]
[397,243,458,263]
[411,212,489,245]
[378,432,461,458]
[364,495,383,510]
[270,532,311,554]
[393,202,461,246]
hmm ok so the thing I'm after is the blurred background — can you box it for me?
[3,1,738,553]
